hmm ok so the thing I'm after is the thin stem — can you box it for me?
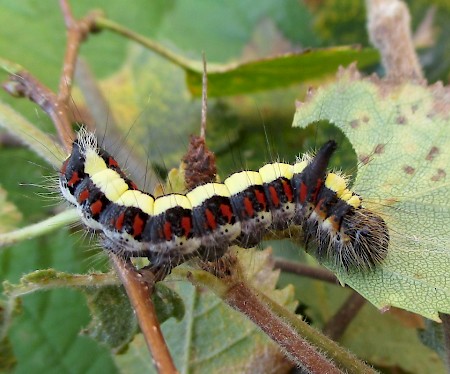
[110,255,178,374]
[94,17,197,70]
[200,53,207,139]
[57,0,102,149]
[258,291,376,374]
[274,258,339,284]
[3,69,73,151]
[56,3,177,372]
[1,270,118,342]
[227,282,342,373]
[187,267,375,373]
[0,209,79,247]
[323,292,367,341]
[1,2,179,372]
[4,271,119,298]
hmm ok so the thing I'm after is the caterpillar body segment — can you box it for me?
[187,184,241,260]
[59,132,389,270]
[259,163,295,230]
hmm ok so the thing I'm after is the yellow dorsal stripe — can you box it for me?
[116,190,154,215]
[90,168,129,202]
[85,149,108,176]
[154,194,192,215]
[186,183,231,207]
[259,163,293,183]
[224,171,262,195]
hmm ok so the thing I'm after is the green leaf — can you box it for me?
[293,67,450,320]
[0,230,118,373]
[83,285,138,352]
[342,307,446,373]
[186,47,379,97]
[115,249,297,373]
[152,283,185,324]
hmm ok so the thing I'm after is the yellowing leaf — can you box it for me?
[0,186,21,233]
[293,67,450,320]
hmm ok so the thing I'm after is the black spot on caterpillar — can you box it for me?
[59,128,389,272]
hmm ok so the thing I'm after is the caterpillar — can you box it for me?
[59,128,389,272]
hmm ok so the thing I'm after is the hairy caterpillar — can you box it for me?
[59,128,389,271]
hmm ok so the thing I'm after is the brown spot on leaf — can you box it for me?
[396,115,407,125]
[350,119,359,128]
[362,115,370,123]
[431,168,446,182]
[359,154,371,165]
[411,104,418,113]
[426,146,439,161]
[403,165,415,174]
[374,144,385,154]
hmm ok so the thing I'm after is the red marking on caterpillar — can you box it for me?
[90,200,103,216]
[220,204,233,223]
[269,185,280,207]
[255,189,267,210]
[115,213,125,231]
[299,182,307,203]
[133,215,144,237]
[282,179,293,203]
[68,171,81,187]
[243,196,255,218]
[181,216,192,237]
[108,157,119,168]
[205,208,217,230]
[163,221,172,241]
[78,188,89,203]
[59,129,389,272]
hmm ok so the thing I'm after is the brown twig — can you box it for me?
[2,2,178,372]
[186,261,376,374]
[366,0,424,83]
[274,258,339,284]
[57,2,176,372]
[56,0,102,149]
[323,292,367,341]
[274,260,367,342]
[3,70,73,150]
[226,281,342,373]
[110,255,178,373]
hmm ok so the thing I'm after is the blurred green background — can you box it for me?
[0,1,449,373]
